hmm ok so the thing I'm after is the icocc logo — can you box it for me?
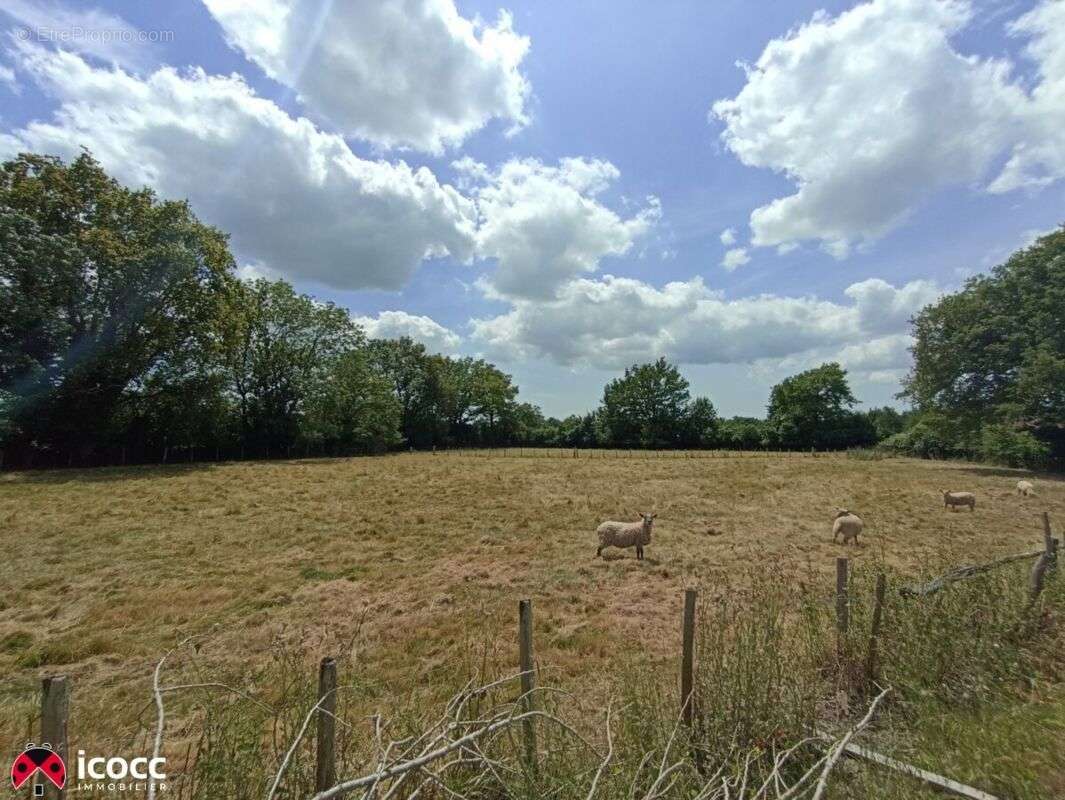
[11,743,168,793]
[76,750,168,781]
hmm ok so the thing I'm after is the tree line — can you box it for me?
[0,153,897,468]
[3,153,1060,468]
[893,226,1065,467]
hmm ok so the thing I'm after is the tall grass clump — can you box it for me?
[843,559,1061,709]
[691,569,833,779]
[845,447,890,461]
[150,636,365,799]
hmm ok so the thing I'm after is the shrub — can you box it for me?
[877,417,958,459]
[977,423,1050,468]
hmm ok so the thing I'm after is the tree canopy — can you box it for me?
[902,226,1065,463]
[598,357,719,448]
[766,363,873,449]
[1,152,234,457]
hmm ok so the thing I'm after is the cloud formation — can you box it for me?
[0,44,478,291]
[721,247,750,271]
[201,0,531,153]
[989,0,1065,193]
[712,0,1065,257]
[456,156,661,300]
[471,273,940,378]
[352,310,461,354]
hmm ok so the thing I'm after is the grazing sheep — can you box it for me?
[832,509,863,545]
[1016,480,1036,497]
[942,490,976,512]
[596,513,656,560]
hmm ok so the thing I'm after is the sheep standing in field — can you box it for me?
[1016,480,1036,497]
[596,513,656,560]
[942,490,976,512]
[832,509,863,545]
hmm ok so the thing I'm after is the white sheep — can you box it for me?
[832,509,863,545]
[596,513,656,560]
[1016,480,1036,497]
[942,490,976,512]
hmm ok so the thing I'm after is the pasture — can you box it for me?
[1,452,1063,795]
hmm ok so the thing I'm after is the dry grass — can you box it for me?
[1,452,1062,777]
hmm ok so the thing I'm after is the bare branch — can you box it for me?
[585,701,615,800]
[811,687,891,800]
[266,685,346,800]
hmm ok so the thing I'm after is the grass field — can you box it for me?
[1,451,1063,796]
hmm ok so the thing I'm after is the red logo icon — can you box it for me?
[10,743,66,790]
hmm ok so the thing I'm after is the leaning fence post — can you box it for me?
[40,675,69,800]
[315,657,337,793]
[518,599,537,772]
[681,588,697,727]
[836,557,849,655]
[864,573,887,687]
[1030,514,1058,601]
[1043,513,1057,571]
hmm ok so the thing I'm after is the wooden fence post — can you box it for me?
[315,657,337,793]
[864,573,887,687]
[518,599,537,772]
[681,588,697,728]
[1043,513,1058,570]
[836,557,849,655]
[1030,514,1058,601]
[40,675,69,800]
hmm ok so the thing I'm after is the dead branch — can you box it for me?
[811,687,891,800]
[585,701,615,800]
[900,550,1044,596]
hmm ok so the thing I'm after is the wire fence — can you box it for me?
[421,446,848,460]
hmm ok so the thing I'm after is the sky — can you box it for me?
[1,0,1063,419]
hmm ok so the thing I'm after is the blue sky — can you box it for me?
[2,0,1063,418]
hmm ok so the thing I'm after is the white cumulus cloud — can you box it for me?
[201,0,531,153]
[0,44,478,291]
[470,273,941,379]
[456,156,661,301]
[988,0,1065,193]
[712,0,1065,257]
[721,247,750,271]
[352,310,461,354]
[719,227,737,246]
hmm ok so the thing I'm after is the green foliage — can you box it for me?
[0,152,234,456]
[0,152,542,463]
[555,411,600,447]
[595,357,718,448]
[878,414,1052,468]
[305,349,402,453]
[682,396,720,447]
[766,362,874,449]
[718,416,770,449]
[865,406,907,440]
[904,226,1065,461]
[600,357,693,447]
[977,423,1050,468]
[365,338,524,447]
[222,278,361,451]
